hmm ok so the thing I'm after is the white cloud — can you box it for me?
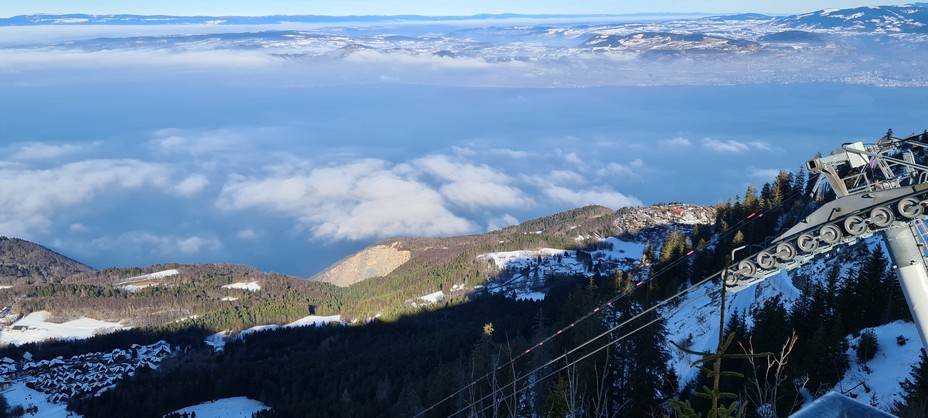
[487,214,520,232]
[701,138,750,153]
[91,232,221,256]
[237,229,258,240]
[489,148,533,159]
[218,159,475,240]
[11,142,85,160]
[451,146,476,156]
[662,137,692,147]
[543,186,642,210]
[596,159,645,178]
[153,128,256,157]
[177,236,221,254]
[0,159,171,238]
[545,170,587,186]
[0,48,278,73]
[748,166,785,179]
[343,49,502,70]
[748,141,772,151]
[69,223,89,233]
[174,174,210,197]
[415,154,531,209]
[415,154,508,184]
[700,138,772,153]
[439,181,532,209]
[563,152,583,165]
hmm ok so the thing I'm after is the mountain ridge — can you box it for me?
[0,236,94,283]
[0,12,688,26]
[309,203,714,289]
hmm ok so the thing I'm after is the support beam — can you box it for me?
[884,226,928,350]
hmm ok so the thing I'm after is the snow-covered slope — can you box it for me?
[206,314,342,351]
[221,281,260,291]
[0,311,123,346]
[168,397,270,418]
[779,5,928,33]
[2,382,77,418]
[124,269,179,281]
[834,320,921,409]
[479,237,645,300]
[663,235,908,415]
[665,272,801,388]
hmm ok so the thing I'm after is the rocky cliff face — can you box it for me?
[613,203,715,235]
[311,242,411,287]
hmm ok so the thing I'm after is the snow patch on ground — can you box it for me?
[516,292,546,301]
[167,396,269,418]
[206,315,341,351]
[205,330,231,351]
[126,269,179,281]
[123,283,157,291]
[833,320,920,411]
[2,382,79,418]
[0,311,123,346]
[419,291,445,304]
[221,281,260,291]
[221,296,238,301]
[479,237,644,302]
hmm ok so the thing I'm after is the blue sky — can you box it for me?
[0,1,903,17]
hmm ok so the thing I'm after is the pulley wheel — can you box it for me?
[775,242,797,262]
[725,270,740,286]
[818,224,842,244]
[736,259,757,277]
[844,215,867,236]
[869,207,895,228]
[797,233,818,253]
[898,198,923,219]
[756,251,776,269]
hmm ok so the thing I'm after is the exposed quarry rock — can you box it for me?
[312,242,411,287]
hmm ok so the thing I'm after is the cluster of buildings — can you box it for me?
[0,340,174,404]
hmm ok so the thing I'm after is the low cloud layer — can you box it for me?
[216,150,644,241]
[218,159,475,240]
[0,159,172,238]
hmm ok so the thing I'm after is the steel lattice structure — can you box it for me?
[727,130,928,349]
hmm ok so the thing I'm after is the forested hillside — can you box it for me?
[0,237,94,283]
[1,169,927,417]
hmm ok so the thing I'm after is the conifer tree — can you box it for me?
[612,299,677,417]
[894,349,928,418]
[838,246,891,331]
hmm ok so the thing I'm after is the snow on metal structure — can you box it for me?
[725,129,928,349]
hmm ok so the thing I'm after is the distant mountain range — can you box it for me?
[0,12,689,26]
[2,4,927,34]
[4,4,928,86]
[781,4,928,32]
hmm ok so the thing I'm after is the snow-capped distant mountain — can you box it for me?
[0,13,643,26]
[778,5,928,33]
[583,32,764,55]
[3,5,927,86]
